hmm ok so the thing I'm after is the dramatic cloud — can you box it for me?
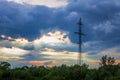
[0,30,81,67]
[93,21,116,34]
[41,48,78,60]
[0,47,29,60]
[0,0,120,68]
[33,30,73,51]
[7,0,68,8]
[0,30,75,52]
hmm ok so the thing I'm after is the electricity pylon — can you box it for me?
[75,18,85,66]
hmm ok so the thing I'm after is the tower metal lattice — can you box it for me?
[75,18,84,66]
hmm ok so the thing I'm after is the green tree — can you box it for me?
[100,55,115,66]
[107,57,115,65]
[0,61,11,70]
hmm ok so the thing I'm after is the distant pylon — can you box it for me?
[75,18,84,66]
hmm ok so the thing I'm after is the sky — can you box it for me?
[0,0,120,68]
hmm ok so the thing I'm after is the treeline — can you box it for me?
[0,55,120,80]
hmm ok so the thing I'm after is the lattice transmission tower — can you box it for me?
[75,18,85,66]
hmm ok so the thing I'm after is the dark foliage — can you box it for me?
[0,56,120,80]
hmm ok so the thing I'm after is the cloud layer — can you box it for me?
[0,30,80,67]
[0,0,120,68]
[7,0,68,8]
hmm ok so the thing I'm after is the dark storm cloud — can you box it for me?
[67,0,120,50]
[21,52,45,60]
[0,0,120,53]
[67,0,120,22]
[0,0,76,40]
[0,0,34,38]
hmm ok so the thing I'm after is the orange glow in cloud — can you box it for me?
[86,59,100,63]
[29,60,59,67]
[115,60,120,64]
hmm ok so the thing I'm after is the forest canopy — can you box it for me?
[0,55,120,80]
